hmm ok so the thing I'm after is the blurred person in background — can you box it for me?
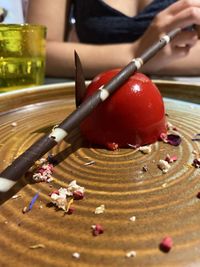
[27,0,200,79]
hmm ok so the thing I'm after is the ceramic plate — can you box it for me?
[0,81,200,267]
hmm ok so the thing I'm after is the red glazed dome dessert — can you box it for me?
[80,69,166,150]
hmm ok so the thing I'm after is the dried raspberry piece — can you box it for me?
[73,190,84,200]
[160,132,168,142]
[91,224,104,236]
[159,236,173,252]
[106,142,119,151]
[67,207,75,215]
[165,155,178,163]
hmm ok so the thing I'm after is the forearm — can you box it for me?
[46,41,135,78]
[27,0,68,41]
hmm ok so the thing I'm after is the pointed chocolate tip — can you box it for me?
[74,50,86,107]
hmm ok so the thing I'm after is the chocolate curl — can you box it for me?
[0,27,182,193]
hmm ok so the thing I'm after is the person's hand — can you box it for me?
[136,0,200,73]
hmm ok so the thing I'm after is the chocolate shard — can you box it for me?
[74,50,86,107]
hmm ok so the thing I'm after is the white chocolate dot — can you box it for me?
[0,177,16,192]
[161,35,170,44]
[132,58,143,69]
[99,86,109,101]
[49,127,68,143]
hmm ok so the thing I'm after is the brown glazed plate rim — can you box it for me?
[0,78,199,101]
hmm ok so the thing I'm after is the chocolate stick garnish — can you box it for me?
[0,28,181,193]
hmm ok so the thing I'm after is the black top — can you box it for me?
[73,0,177,44]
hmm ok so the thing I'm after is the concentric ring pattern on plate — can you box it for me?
[0,82,200,267]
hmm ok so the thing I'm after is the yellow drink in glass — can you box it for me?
[0,24,46,92]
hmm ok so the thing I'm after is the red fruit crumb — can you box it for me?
[165,155,178,163]
[92,224,104,236]
[160,133,168,142]
[159,236,173,252]
[67,207,75,215]
[73,191,84,200]
[106,142,119,151]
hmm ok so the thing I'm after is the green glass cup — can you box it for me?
[0,24,46,92]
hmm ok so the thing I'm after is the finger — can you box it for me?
[157,6,200,33]
[171,7,200,29]
[172,45,191,57]
[165,0,200,15]
[171,30,198,47]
